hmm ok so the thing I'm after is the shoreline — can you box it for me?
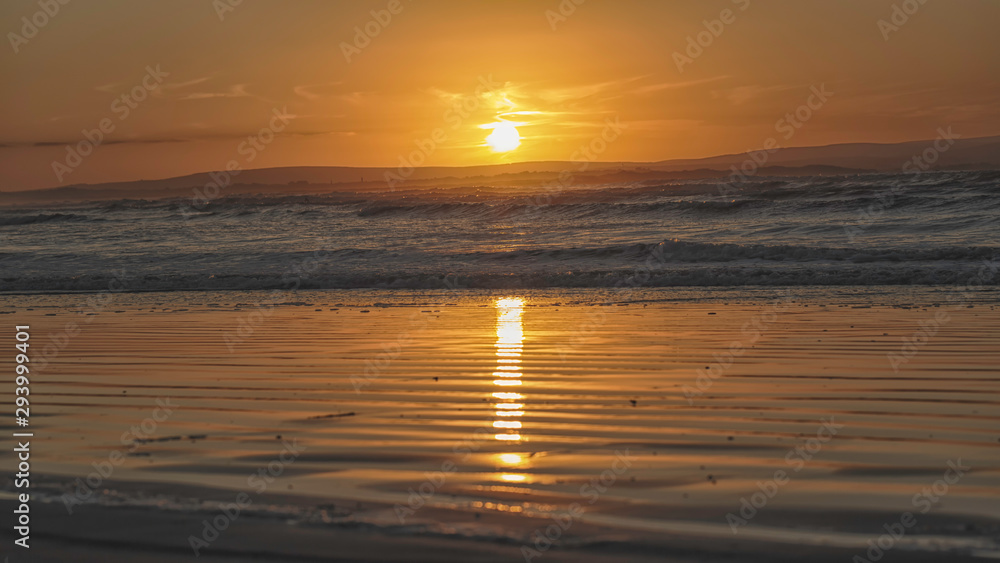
[2,284,998,304]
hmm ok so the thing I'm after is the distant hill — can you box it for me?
[2,134,997,205]
[645,134,1000,172]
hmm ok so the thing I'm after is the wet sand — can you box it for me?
[2,288,999,561]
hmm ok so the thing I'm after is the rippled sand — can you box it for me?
[2,288,999,561]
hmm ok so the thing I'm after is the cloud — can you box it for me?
[163,76,214,90]
[631,76,729,96]
[179,84,252,100]
[534,76,645,104]
[425,86,465,104]
[25,138,187,147]
[714,84,796,105]
[97,75,214,96]
[293,82,345,101]
[337,91,366,105]
[94,82,121,94]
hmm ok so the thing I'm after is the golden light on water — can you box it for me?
[498,453,524,465]
[493,297,525,444]
[491,297,529,483]
[492,379,522,386]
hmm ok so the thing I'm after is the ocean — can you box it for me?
[2,169,998,293]
[4,170,1000,560]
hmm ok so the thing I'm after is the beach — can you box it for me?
[3,1,1000,561]
[2,287,998,561]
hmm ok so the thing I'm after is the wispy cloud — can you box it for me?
[533,76,645,104]
[163,76,214,91]
[293,82,346,101]
[713,84,795,105]
[632,76,729,96]
[94,82,121,94]
[179,84,252,100]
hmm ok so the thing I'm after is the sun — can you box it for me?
[485,122,521,153]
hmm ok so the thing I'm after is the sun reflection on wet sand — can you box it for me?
[493,298,527,482]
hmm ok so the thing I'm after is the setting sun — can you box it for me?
[485,122,521,153]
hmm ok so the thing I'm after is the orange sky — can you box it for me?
[1,0,998,190]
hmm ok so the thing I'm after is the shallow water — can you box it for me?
[5,288,999,557]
